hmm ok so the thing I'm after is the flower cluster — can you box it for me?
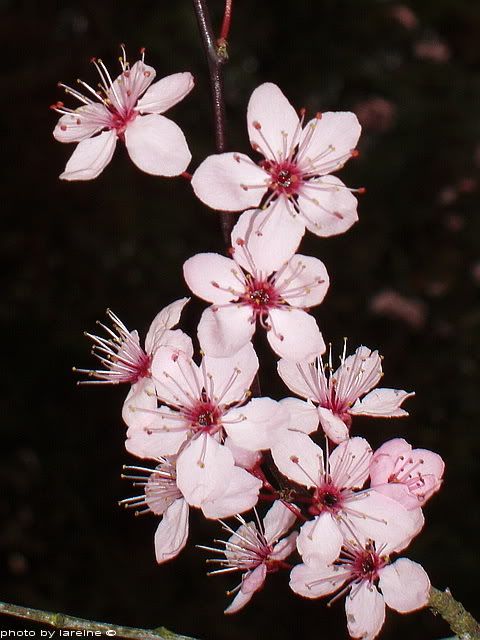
[62,51,445,640]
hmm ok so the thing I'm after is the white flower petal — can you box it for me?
[60,130,117,181]
[125,113,191,176]
[137,72,194,114]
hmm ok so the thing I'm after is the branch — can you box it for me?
[192,0,234,246]
[429,587,480,639]
[0,600,198,640]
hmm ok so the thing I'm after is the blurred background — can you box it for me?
[2,1,480,638]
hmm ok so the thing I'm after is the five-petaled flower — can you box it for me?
[278,345,414,443]
[192,82,362,261]
[290,536,430,640]
[183,218,329,361]
[199,501,298,614]
[52,46,193,180]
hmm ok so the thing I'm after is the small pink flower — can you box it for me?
[290,538,430,640]
[278,345,414,443]
[192,82,361,259]
[200,501,298,614]
[120,457,189,564]
[75,297,191,386]
[124,342,287,518]
[271,433,424,563]
[183,230,329,360]
[52,46,193,180]
[370,438,445,510]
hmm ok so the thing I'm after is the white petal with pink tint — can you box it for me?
[225,397,288,451]
[379,558,430,613]
[297,514,343,564]
[137,72,194,114]
[109,61,156,111]
[60,130,117,181]
[298,176,359,237]
[280,397,319,434]
[125,113,191,176]
[53,103,112,143]
[224,437,261,470]
[343,491,424,554]
[231,206,305,274]
[267,308,325,360]
[299,111,361,175]
[350,388,414,417]
[201,466,261,518]
[225,564,267,614]
[198,305,256,357]
[333,346,382,400]
[192,152,268,211]
[317,407,350,443]
[277,359,318,401]
[202,342,258,406]
[176,434,234,507]
[144,297,190,355]
[329,437,372,490]
[151,348,200,407]
[271,430,323,488]
[290,561,349,599]
[263,500,297,543]
[271,531,298,561]
[154,498,189,564]
[275,255,330,308]
[345,581,385,640]
[125,402,188,459]
[183,253,243,304]
[247,83,300,160]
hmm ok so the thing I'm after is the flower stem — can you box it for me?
[218,0,233,50]
[192,0,234,246]
[0,599,198,640]
[429,586,480,639]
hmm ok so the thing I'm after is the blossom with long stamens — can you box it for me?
[124,342,287,518]
[52,46,193,180]
[198,501,298,614]
[271,432,424,563]
[278,345,414,443]
[191,82,362,261]
[370,438,445,510]
[290,537,430,640]
[183,228,329,360]
[74,297,191,387]
[120,457,189,563]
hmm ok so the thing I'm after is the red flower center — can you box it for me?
[187,400,222,434]
[263,160,302,196]
[310,483,343,515]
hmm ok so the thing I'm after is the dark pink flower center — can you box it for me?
[310,483,343,515]
[241,276,281,317]
[263,160,302,196]
[352,549,385,581]
[186,400,222,434]
[109,108,137,137]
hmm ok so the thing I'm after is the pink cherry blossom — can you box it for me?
[124,342,287,517]
[183,233,329,360]
[192,82,362,258]
[120,457,189,564]
[75,297,191,386]
[199,501,298,613]
[271,433,424,563]
[278,345,414,443]
[52,46,193,180]
[290,537,430,640]
[370,438,445,509]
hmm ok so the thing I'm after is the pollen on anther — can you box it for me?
[315,111,323,119]
[252,120,262,130]
[351,149,360,158]
[357,187,367,195]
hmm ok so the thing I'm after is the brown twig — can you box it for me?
[192,0,234,246]
[0,600,198,640]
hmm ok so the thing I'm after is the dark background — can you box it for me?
[2,1,480,639]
